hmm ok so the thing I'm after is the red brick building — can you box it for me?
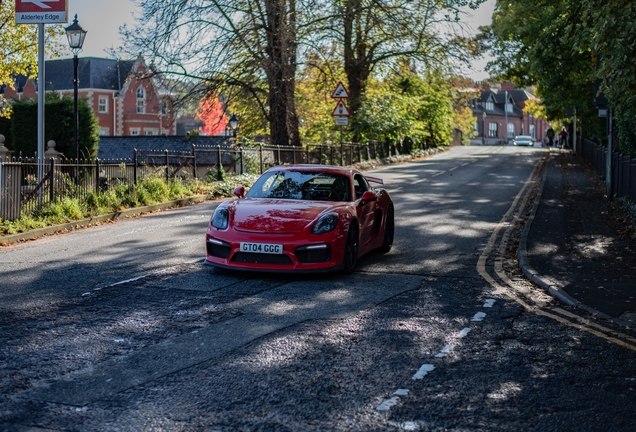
[1,56,176,137]
[470,82,551,145]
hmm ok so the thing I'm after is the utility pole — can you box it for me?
[504,90,509,145]
[573,108,577,154]
[606,109,613,199]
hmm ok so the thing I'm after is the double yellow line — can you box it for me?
[477,154,636,352]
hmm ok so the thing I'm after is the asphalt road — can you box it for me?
[1,146,635,431]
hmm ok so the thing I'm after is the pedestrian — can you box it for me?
[546,128,555,147]
[559,127,568,148]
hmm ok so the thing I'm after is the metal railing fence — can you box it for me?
[580,138,636,202]
[0,140,431,221]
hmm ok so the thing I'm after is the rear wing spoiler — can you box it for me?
[366,176,384,185]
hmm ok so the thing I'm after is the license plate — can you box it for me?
[240,242,283,254]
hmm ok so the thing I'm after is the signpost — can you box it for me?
[331,82,350,145]
[15,0,68,191]
[15,0,67,23]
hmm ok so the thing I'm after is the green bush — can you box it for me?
[10,94,100,159]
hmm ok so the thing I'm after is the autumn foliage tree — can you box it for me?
[197,95,227,136]
[0,0,64,108]
[122,0,300,146]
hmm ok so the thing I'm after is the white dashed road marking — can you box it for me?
[483,299,496,308]
[388,421,420,430]
[375,296,497,415]
[376,389,411,411]
[376,397,400,411]
[412,364,435,380]
[471,312,487,322]
[456,328,471,338]
[435,344,454,358]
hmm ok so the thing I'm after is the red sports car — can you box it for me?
[205,165,394,273]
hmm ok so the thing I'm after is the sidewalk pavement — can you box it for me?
[521,148,636,327]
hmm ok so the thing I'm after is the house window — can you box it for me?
[529,124,536,139]
[130,128,140,136]
[98,96,108,114]
[507,123,515,138]
[136,88,145,114]
[161,100,168,116]
[505,102,513,113]
[485,101,494,111]
[488,122,498,137]
[99,127,110,136]
[145,129,158,136]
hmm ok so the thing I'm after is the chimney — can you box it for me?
[501,82,515,91]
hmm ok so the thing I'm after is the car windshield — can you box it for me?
[246,171,351,202]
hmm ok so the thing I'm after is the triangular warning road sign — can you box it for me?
[331,81,350,99]
[331,100,351,116]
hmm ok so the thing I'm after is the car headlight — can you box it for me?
[211,208,229,229]
[311,212,339,234]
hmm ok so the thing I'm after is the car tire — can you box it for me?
[342,223,359,274]
[380,205,394,253]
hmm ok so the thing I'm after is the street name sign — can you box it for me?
[15,0,67,24]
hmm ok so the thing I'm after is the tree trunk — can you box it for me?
[343,0,371,142]
[265,0,299,146]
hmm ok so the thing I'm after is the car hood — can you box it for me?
[230,198,339,234]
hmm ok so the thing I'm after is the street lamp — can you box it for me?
[16,76,24,100]
[65,14,87,178]
[228,114,239,137]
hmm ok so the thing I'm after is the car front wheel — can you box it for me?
[380,205,394,253]
[342,223,359,274]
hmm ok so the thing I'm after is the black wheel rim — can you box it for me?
[345,226,359,270]
[386,207,394,246]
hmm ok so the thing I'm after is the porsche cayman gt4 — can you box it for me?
[205,165,394,273]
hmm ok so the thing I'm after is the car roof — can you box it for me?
[264,164,358,177]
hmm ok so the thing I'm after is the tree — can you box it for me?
[121,0,302,146]
[197,94,227,136]
[0,0,64,107]
[354,64,455,147]
[295,54,346,144]
[477,0,605,145]
[577,1,636,155]
[319,0,485,133]
[11,94,99,159]
[450,76,479,145]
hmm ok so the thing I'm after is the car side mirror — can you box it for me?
[234,186,245,198]
[360,191,377,204]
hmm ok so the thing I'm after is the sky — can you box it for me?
[65,0,496,80]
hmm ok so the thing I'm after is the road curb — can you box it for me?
[518,150,634,329]
[517,152,580,307]
[0,194,213,245]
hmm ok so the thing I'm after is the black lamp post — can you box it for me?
[482,110,486,145]
[228,114,239,137]
[65,15,87,179]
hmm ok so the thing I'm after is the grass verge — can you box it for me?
[0,173,259,236]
